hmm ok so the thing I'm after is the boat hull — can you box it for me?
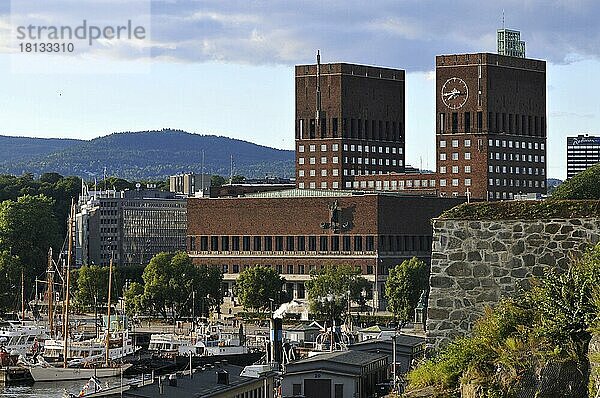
[29,363,132,382]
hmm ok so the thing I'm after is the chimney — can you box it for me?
[216,370,229,385]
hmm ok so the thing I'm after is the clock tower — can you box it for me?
[435,53,547,200]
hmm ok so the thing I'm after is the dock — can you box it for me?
[0,366,33,384]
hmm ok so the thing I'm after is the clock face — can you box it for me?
[441,77,469,109]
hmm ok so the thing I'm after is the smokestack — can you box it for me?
[270,318,283,365]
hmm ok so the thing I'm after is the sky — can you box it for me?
[1,1,600,180]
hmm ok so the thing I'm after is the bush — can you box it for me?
[440,200,600,220]
[552,163,600,199]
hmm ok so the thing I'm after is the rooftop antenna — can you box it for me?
[229,154,234,184]
[502,9,505,29]
[200,150,205,195]
[316,50,322,124]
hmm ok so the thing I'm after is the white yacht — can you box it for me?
[0,320,48,356]
[149,332,249,357]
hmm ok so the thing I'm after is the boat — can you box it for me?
[0,320,48,356]
[65,375,148,397]
[42,328,138,364]
[149,332,250,357]
[29,362,133,382]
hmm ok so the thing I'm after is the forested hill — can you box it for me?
[0,129,295,179]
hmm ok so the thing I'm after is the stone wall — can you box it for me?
[427,218,600,346]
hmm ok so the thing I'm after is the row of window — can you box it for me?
[298,182,338,189]
[488,152,545,163]
[440,166,471,174]
[439,152,471,161]
[297,117,404,141]
[189,234,430,253]
[299,143,339,153]
[345,179,436,190]
[439,111,545,136]
[297,143,404,155]
[298,156,403,166]
[489,139,545,150]
[298,169,339,177]
[439,179,471,187]
[488,165,545,176]
[489,179,545,188]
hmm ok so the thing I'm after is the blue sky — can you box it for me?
[1,1,599,180]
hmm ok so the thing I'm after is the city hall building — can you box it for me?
[186,190,463,309]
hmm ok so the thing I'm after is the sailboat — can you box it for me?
[28,202,132,382]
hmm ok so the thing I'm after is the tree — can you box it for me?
[0,250,21,313]
[73,265,110,311]
[0,195,61,289]
[385,257,428,325]
[126,252,222,320]
[210,175,227,187]
[233,266,286,313]
[305,264,370,322]
[551,162,600,199]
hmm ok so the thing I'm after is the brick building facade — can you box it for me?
[186,190,463,309]
[435,53,547,200]
[295,58,405,191]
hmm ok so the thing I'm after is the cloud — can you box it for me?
[2,0,600,71]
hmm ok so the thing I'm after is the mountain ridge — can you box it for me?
[0,129,294,179]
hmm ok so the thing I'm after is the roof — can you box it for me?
[351,334,425,348]
[123,364,274,398]
[242,188,441,199]
[287,322,322,332]
[291,350,386,366]
[359,325,394,333]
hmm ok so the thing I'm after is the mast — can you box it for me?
[21,267,25,323]
[105,254,114,366]
[316,49,322,120]
[47,248,54,338]
[63,199,74,368]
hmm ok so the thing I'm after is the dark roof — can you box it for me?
[291,350,386,366]
[351,334,425,348]
[287,323,322,332]
[123,364,272,398]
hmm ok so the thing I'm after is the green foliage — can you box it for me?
[440,199,600,220]
[125,252,222,319]
[233,266,286,312]
[0,250,22,314]
[406,243,600,396]
[73,265,109,310]
[305,264,370,322]
[384,257,428,323]
[0,194,62,289]
[210,175,227,187]
[551,163,600,199]
[0,130,294,180]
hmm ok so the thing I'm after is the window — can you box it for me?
[440,166,446,173]
[298,182,304,189]
[232,264,239,273]
[366,236,375,251]
[354,236,363,251]
[309,169,316,176]
[464,139,471,147]
[332,156,338,164]
[332,169,339,176]
[452,153,459,160]
[343,236,351,251]
[464,152,471,160]
[298,170,304,177]
[253,236,261,251]
[287,265,294,274]
[464,165,472,173]
[439,140,446,148]
[297,236,305,251]
[452,166,459,173]
[451,112,458,133]
[321,144,327,151]
[275,236,284,251]
[440,179,447,187]
[264,236,273,251]
[309,144,315,152]
[320,182,327,188]
[321,169,327,176]
[309,157,316,164]
[465,178,471,186]
[452,139,459,147]
[320,157,327,164]
[452,179,459,186]
[308,236,317,251]
[298,145,304,153]
[439,113,445,133]
[331,236,340,251]
[319,236,328,251]
[464,111,471,133]
[242,236,250,251]
[298,158,305,165]
[232,236,240,251]
[440,153,447,161]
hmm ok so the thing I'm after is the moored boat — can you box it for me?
[28,362,133,382]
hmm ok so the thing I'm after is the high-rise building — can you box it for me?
[170,172,212,196]
[295,53,405,190]
[567,134,600,178]
[497,28,526,58]
[75,188,187,267]
[435,53,547,200]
